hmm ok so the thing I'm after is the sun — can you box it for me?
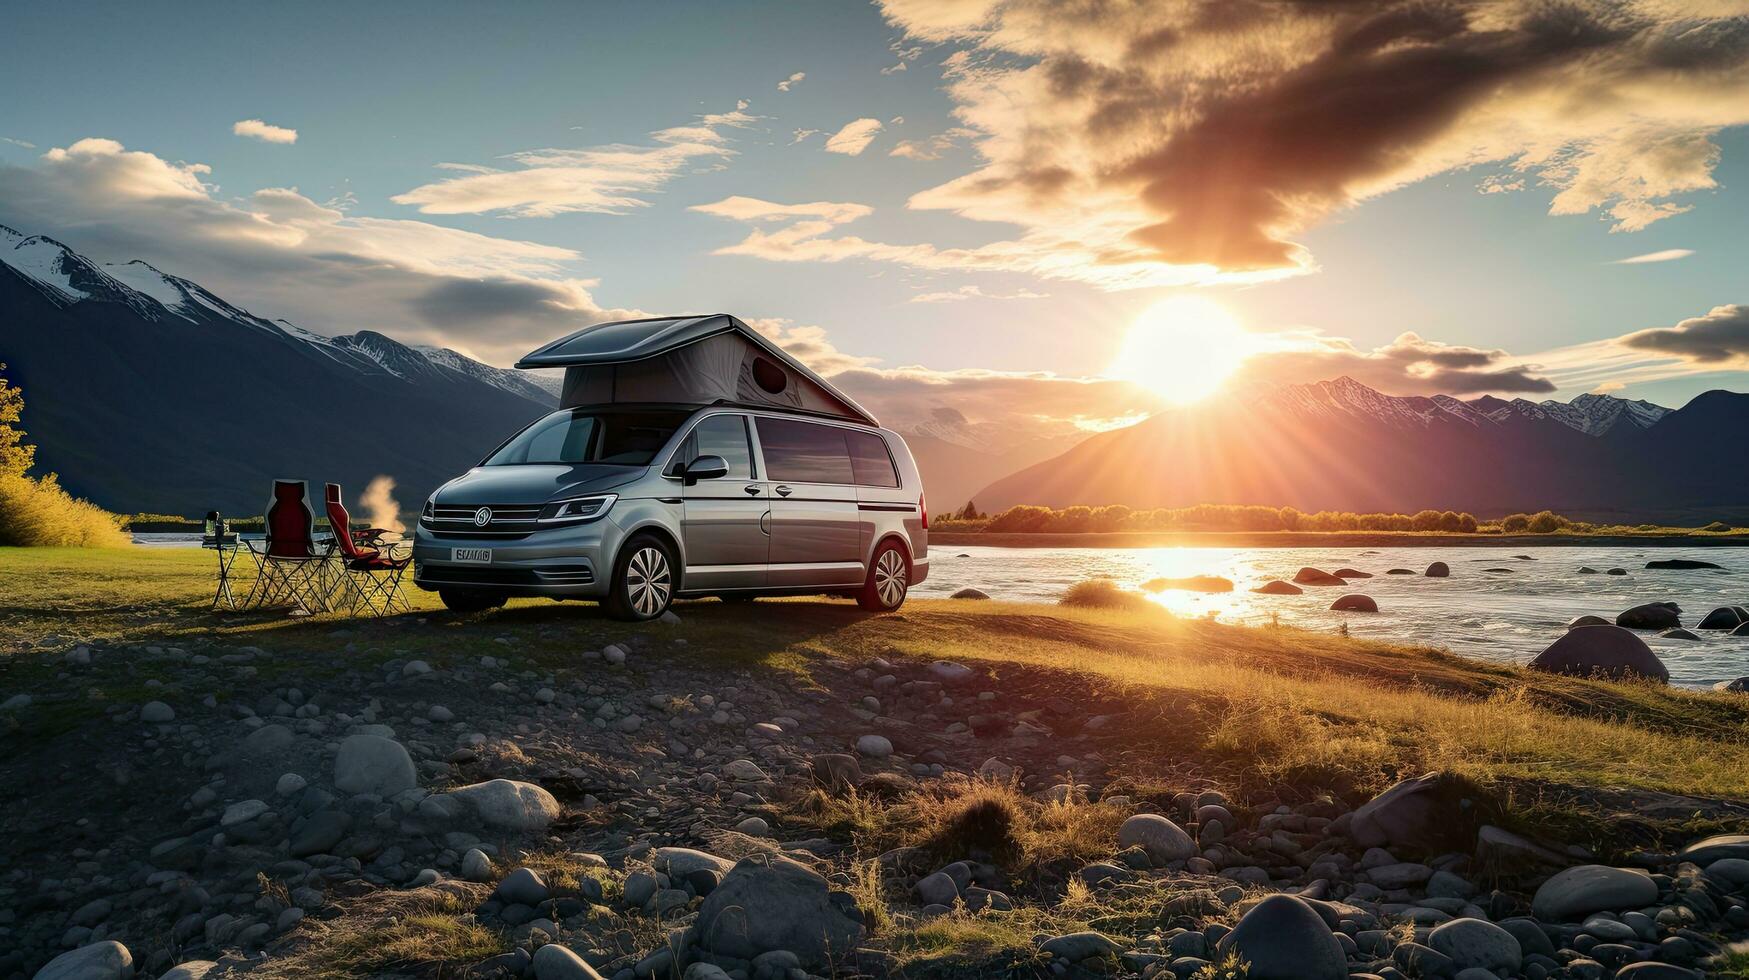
[1109,296,1256,404]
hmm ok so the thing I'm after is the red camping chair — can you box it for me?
[326,483,411,615]
[244,479,336,612]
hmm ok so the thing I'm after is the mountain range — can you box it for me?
[0,225,559,515]
[6,225,1744,524]
[972,376,1749,523]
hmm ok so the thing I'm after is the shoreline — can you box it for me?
[929,529,1749,549]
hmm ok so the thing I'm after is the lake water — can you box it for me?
[911,544,1749,690]
[136,533,1748,688]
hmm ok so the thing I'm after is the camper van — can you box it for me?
[411,315,929,620]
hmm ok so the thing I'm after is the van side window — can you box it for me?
[756,418,854,484]
[846,430,900,488]
[675,415,754,478]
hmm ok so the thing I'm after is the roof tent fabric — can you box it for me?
[520,314,877,426]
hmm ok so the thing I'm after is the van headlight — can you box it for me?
[420,498,435,525]
[537,493,617,524]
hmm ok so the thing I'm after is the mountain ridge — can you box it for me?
[0,228,558,514]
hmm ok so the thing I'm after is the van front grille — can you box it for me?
[426,503,542,534]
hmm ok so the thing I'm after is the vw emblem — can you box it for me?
[473,507,492,527]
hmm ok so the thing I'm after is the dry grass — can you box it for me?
[1060,578,1152,611]
[251,883,505,980]
[797,779,1127,886]
[0,474,129,547]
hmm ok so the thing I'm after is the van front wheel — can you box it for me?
[858,542,909,612]
[605,534,677,621]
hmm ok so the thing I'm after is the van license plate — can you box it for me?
[452,548,492,564]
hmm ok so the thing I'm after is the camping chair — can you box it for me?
[244,479,336,612]
[325,483,411,615]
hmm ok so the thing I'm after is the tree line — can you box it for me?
[939,502,1730,535]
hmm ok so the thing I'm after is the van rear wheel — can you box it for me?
[605,534,676,621]
[857,541,909,612]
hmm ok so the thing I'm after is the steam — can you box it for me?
[360,475,405,533]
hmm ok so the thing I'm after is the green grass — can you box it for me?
[8,547,1749,845]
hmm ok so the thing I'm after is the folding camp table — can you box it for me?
[202,530,248,610]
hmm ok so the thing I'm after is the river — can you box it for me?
[911,544,1748,690]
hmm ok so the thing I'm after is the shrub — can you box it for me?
[0,474,129,547]
[1500,513,1531,533]
[1060,579,1150,611]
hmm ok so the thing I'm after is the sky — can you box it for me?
[2,0,1747,448]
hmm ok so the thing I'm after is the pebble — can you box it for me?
[140,700,175,723]
[856,734,893,758]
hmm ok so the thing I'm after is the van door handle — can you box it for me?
[743,485,762,496]
[774,485,793,497]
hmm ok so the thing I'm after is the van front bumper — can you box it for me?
[412,520,626,598]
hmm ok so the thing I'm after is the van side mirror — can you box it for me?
[683,455,730,486]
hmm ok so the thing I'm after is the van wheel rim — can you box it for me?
[626,547,671,616]
[875,550,907,607]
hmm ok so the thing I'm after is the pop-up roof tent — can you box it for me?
[516,314,878,426]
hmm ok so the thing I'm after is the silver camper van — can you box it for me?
[412,315,928,620]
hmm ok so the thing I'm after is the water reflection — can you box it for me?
[915,545,1749,689]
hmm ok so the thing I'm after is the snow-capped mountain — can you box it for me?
[973,375,1746,522]
[0,225,563,514]
[0,223,556,405]
[1467,392,1670,435]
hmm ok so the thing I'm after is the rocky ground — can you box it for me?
[5,597,1749,980]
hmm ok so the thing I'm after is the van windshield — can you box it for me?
[483,409,690,466]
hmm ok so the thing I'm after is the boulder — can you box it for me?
[1660,628,1702,641]
[288,810,352,857]
[33,942,134,980]
[1349,773,1489,854]
[1428,918,1521,974]
[687,855,863,969]
[1333,568,1373,578]
[1614,965,1701,979]
[1117,814,1196,864]
[1039,932,1123,963]
[1215,894,1347,980]
[929,660,976,684]
[496,867,551,906]
[1475,825,1567,873]
[333,734,417,796]
[655,847,737,880]
[1734,622,1749,637]
[1566,615,1611,629]
[949,588,990,600]
[1714,676,1749,692]
[140,700,175,723]
[809,753,862,790]
[158,963,218,980]
[1251,580,1303,595]
[437,779,560,831]
[1680,833,1749,864]
[1425,562,1450,577]
[1697,607,1745,630]
[856,734,893,758]
[1578,566,1599,574]
[1646,559,1722,570]
[1386,568,1415,574]
[1330,594,1378,612]
[1293,567,1347,586]
[1530,865,1658,921]
[1529,625,1669,682]
[1616,601,1681,630]
[531,943,605,980]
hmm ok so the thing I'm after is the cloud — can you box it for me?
[1235,330,1557,396]
[777,71,806,92]
[824,118,883,155]
[890,127,976,161]
[790,128,822,145]
[690,195,1296,288]
[0,137,635,364]
[747,317,1155,444]
[1591,381,1626,394]
[2,137,36,149]
[1619,305,1749,363]
[871,0,1749,279]
[909,284,1047,303]
[392,104,753,217]
[1611,248,1695,265]
[232,119,298,144]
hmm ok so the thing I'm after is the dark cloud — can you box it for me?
[1237,330,1556,395]
[1620,305,1749,363]
[879,0,1749,279]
